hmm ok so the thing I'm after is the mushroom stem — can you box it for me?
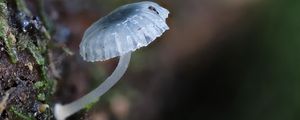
[54,52,132,120]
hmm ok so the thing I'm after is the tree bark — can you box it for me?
[0,0,54,119]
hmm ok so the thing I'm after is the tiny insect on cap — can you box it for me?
[80,1,170,62]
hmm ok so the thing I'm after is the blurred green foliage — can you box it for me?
[235,0,300,120]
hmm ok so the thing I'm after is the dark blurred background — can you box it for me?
[31,0,300,120]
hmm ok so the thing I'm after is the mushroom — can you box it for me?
[54,1,169,120]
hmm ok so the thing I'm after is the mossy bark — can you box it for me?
[0,0,54,119]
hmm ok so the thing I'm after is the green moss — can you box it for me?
[16,35,52,98]
[4,33,18,63]
[16,35,49,82]
[9,106,35,120]
[27,42,45,65]
[37,93,46,101]
[1,0,54,119]
[20,38,53,102]
[0,2,18,64]
[11,0,54,104]
[16,28,49,81]
[2,32,18,64]
[34,81,47,89]
[34,79,55,102]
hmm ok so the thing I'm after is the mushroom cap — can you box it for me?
[80,1,170,62]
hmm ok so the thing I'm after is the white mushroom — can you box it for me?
[54,1,169,120]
